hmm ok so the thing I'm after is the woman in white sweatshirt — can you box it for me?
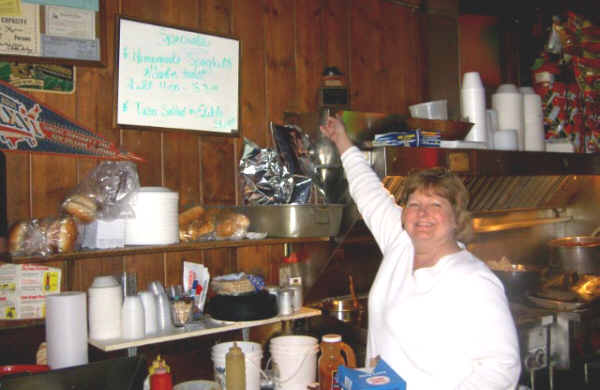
[320,116,521,390]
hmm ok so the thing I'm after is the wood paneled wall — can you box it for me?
[5,0,426,293]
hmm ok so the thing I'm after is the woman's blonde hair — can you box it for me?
[399,167,472,242]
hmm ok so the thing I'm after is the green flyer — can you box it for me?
[0,62,75,93]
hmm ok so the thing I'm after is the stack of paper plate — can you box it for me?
[125,187,179,245]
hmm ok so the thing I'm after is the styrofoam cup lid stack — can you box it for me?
[88,275,122,340]
[125,187,179,245]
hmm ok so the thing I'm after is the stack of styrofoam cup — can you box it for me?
[492,84,524,150]
[522,88,545,151]
[494,129,519,151]
[486,109,498,149]
[520,86,536,95]
[88,275,122,340]
[460,72,487,143]
[139,291,158,335]
[121,295,145,339]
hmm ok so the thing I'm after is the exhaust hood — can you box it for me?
[368,146,599,213]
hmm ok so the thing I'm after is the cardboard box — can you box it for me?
[82,218,126,249]
[373,130,440,147]
[336,359,406,390]
[0,263,62,319]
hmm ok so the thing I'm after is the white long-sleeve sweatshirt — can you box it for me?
[341,146,521,390]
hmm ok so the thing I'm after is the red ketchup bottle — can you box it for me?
[149,355,173,390]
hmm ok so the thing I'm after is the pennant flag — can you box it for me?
[0,80,144,162]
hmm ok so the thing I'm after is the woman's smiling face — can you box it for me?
[402,188,457,248]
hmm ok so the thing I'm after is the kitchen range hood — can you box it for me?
[368,146,599,213]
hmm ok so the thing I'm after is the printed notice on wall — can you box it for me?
[45,5,95,40]
[115,17,240,135]
[0,3,41,56]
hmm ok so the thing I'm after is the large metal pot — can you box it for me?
[320,294,367,323]
[548,235,600,275]
[492,268,540,299]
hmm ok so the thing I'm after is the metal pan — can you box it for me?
[492,266,541,299]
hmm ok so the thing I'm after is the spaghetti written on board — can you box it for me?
[115,17,240,135]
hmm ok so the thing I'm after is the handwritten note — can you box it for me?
[0,3,40,56]
[116,18,240,134]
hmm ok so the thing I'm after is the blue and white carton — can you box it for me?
[335,359,406,390]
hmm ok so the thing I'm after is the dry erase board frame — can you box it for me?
[114,16,240,136]
[0,2,106,67]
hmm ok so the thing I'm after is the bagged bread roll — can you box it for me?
[179,218,216,242]
[46,216,78,253]
[62,194,98,223]
[178,207,218,242]
[215,212,250,240]
[178,205,205,227]
[8,216,78,256]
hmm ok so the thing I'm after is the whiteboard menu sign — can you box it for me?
[115,17,240,135]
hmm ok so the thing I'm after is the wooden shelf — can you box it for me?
[3,237,331,264]
[89,307,322,352]
[0,318,45,331]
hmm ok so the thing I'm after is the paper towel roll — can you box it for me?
[46,292,88,369]
[523,93,545,151]
[88,276,122,340]
[461,86,487,143]
[492,91,524,150]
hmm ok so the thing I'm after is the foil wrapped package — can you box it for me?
[240,138,295,205]
[270,122,316,177]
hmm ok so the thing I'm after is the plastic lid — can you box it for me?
[90,275,119,288]
[322,334,342,343]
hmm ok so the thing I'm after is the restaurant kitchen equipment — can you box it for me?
[284,110,600,389]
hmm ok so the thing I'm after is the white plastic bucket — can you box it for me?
[269,335,318,390]
[211,341,263,390]
[173,380,220,390]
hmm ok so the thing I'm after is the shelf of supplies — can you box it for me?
[3,237,332,264]
[89,307,321,352]
[0,318,45,331]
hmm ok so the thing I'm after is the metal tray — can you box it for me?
[527,294,588,311]
[236,204,345,238]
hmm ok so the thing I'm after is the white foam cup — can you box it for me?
[497,83,518,93]
[494,129,519,151]
[462,72,484,90]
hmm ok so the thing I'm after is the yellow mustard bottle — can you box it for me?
[226,342,246,390]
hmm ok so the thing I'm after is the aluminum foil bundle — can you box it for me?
[240,138,294,205]
[270,122,314,203]
[272,120,347,203]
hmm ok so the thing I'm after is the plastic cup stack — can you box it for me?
[460,72,487,143]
